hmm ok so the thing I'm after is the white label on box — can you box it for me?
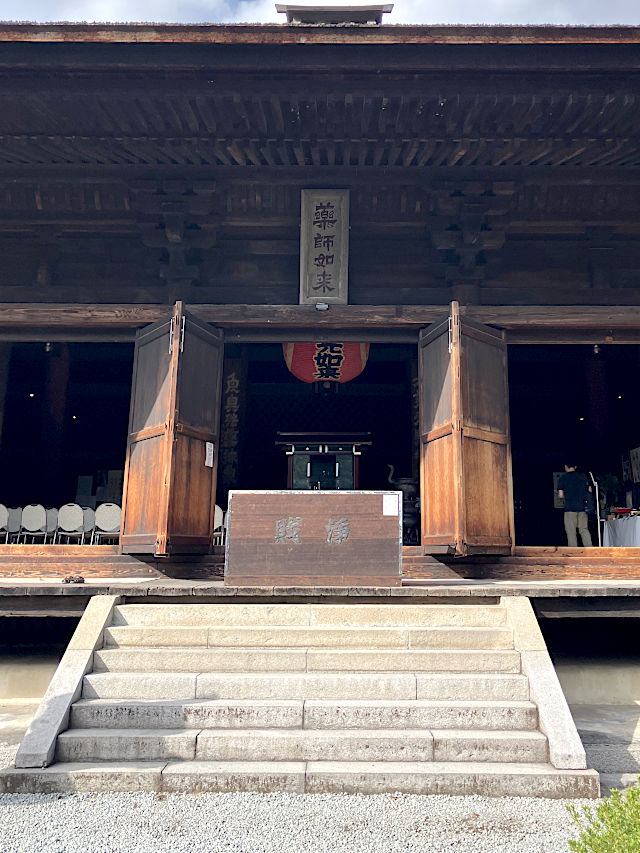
[383,494,399,516]
[205,442,215,468]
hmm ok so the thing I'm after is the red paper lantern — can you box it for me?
[283,342,370,383]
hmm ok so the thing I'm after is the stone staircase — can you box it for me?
[2,599,599,796]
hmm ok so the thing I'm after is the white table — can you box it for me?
[603,515,640,547]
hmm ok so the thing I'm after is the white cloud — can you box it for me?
[387,0,640,24]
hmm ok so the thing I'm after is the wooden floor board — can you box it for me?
[0,544,638,583]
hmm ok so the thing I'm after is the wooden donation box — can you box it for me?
[225,490,402,587]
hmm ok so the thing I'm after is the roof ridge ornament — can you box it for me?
[275,3,393,25]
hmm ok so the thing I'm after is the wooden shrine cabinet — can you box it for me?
[276,432,372,490]
[120,302,224,556]
[419,302,515,557]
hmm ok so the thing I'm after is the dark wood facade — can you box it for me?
[0,23,639,562]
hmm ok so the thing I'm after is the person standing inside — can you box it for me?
[557,463,593,547]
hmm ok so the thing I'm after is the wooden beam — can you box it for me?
[504,328,640,344]
[0,329,137,342]
[470,305,640,329]
[224,328,418,343]
[3,77,640,100]
[1,304,640,339]
[1,23,639,47]
[0,304,168,328]
[2,165,640,187]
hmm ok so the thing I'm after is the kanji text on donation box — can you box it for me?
[224,490,402,587]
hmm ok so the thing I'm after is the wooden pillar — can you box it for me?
[585,350,609,448]
[409,352,420,484]
[0,343,13,460]
[0,343,12,451]
[41,343,70,496]
[218,347,248,508]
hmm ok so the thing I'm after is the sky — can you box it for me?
[0,0,637,26]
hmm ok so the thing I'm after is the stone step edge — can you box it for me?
[103,627,514,649]
[82,670,530,699]
[106,624,511,628]
[84,671,528,679]
[57,726,548,740]
[70,698,539,728]
[0,760,600,798]
[97,646,516,652]
[72,698,538,709]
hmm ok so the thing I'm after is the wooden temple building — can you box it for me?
[5,12,640,800]
[0,18,639,583]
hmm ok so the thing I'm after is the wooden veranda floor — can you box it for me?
[0,545,639,583]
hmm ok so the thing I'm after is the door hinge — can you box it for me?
[448,311,459,353]
[169,319,174,354]
[180,315,186,352]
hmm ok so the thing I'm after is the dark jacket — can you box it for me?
[558,471,590,512]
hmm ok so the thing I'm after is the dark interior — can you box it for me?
[235,342,416,499]
[1,339,638,551]
[0,342,132,508]
[509,344,640,546]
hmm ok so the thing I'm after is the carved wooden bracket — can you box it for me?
[130,180,219,287]
[428,181,517,302]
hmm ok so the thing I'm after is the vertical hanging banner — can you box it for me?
[300,189,349,304]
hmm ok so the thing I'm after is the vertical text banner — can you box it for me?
[300,189,350,304]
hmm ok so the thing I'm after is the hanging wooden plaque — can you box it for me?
[299,189,349,305]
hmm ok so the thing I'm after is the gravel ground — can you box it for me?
[0,741,595,853]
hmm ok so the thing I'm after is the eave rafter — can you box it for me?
[1,135,639,170]
[0,88,638,169]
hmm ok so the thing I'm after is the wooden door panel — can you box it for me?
[177,316,223,433]
[121,302,223,556]
[419,311,459,551]
[421,435,456,545]
[129,320,172,434]
[121,316,173,553]
[166,314,223,551]
[462,437,511,548]
[462,329,508,435]
[419,302,514,556]
[419,317,453,433]
[122,437,166,548]
[167,433,218,546]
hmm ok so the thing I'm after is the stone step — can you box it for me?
[93,647,521,674]
[111,603,507,629]
[83,671,530,701]
[196,728,547,764]
[303,699,538,731]
[415,673,529,701]
[55,727,547,764]
[56,729,198,762]
[0,761,600,798]
[103,625,514,650]
[70,698,538,731]
[71,699,305,730]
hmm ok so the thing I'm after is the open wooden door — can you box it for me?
[419,301,514,556]
[121,302,223,556]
